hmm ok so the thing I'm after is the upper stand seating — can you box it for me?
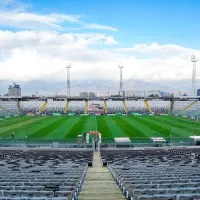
[20,101,45,114]
[0,150,93,200]
[106,101,124,114]
[43,101,66,114]
[101,149,200,200]
[0,101,20,117]
[67,101,85,114]
[125,100,148,114]
[87,101,104,114]
[173,101,200,116]
[148,100,170,114]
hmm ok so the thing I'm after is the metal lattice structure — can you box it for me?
[118,65,124,96]
[191,55,198,95]
[66,63,71,97]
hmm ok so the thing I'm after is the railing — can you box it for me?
[0,137,196,148]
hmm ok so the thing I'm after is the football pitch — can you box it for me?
[0,115,199,142]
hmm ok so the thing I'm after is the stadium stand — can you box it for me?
[67,101,85,114]
[107,101,125,114]
[101,149,200,200]
[20,101,45,114]
[0,150,93,200]
[125,100,148,114]
[43,101,66,114]
[87,101,104,114]
[1,99,200,117]
[0,101,20,116]
[173,101,200,116]
[148,100,170,114]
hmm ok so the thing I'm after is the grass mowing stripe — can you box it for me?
[112,116,146,138]
[0,116,34,127]
[25,117,67,140]
[29,117,67,139]
[105,116,128,139]
[0,116,26,125]
[96,116,113,138]
[142,116,195,137]
[123,116,163,138]
[133,116,171,137]
[0,116,48,136]
[44,117,77,139]
[1,117,55,139]
[154,116,200,130]
[64,116,88,138]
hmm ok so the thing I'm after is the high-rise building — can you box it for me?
[79,92,88,98]
[126,91,134,97]
[197,89,200,96]
[118,90,125,97]
[8,82,21,97]
[89,92,96,98]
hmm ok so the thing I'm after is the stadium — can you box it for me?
[1,96,200,200]
[1,0,200,199]
[0,97,200,147]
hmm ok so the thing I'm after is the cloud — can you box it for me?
[115,43,200,59]
[83,23,118,32]
[0,29,199,92]
[0,0,118,32]
[0,0,118,33]
[104,36,119,45]
[0,11,118,32]
[0,0,31,11]
[0,1,198,95]
[0,11,81,30]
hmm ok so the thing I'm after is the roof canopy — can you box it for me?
[151,137,166,142]
[114,137,131,143]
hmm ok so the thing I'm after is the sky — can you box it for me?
[0,0,200,95]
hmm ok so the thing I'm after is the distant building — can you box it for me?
[147,90,161,97]
[126,91,134,97]
[197,89,200,96]
[96,93,110,97]
[79,92,88,98]
[118,90,125,97]
[131,90,146,97]
[89,92,96,98]
[8,82,21,97]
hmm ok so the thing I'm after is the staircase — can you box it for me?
[17,101,22,113]
[180,100,198,113]
[39,101,48,114]
[104,100,108,114]
[79,152,126,200]
[84,100,89,114]
[0,105,7,111]
[64,101,70,114]
[144,100,152,113]
[122,101,128,113]
[169,99,174,114]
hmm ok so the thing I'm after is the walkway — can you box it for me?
[79,152,126,200]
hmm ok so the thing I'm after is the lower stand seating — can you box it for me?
[0,150,93,200]
[101,149,200,200]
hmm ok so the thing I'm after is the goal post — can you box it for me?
[86,131,101,144]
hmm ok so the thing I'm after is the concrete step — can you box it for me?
[78,196,125,200]
[78,152,126,200]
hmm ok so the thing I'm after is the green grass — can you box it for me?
[0,115,199,143]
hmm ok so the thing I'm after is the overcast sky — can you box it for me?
[0,0,200,95]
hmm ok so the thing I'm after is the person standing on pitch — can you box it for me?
[84,132,86,140]
[12,132,15,139]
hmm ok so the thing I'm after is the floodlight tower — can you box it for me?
[118,65,124,96]
[66,63,71,97]
[191,55,198,95]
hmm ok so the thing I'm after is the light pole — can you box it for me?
[66,63,71,98]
